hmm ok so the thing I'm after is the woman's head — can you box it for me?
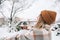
[40,10,57,25]
[35,10,57,28]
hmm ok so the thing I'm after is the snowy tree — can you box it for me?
[0,0,35,32]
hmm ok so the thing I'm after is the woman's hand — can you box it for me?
[44,24,51,31]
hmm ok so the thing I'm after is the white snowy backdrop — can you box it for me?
[0,0,60,22]
[0,0,59,19]
[0,0,60,40]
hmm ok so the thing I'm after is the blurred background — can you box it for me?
[0,0,60,40]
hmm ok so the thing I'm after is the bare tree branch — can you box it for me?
[12,6,24,17]
[12,0,34,18]
[12,5,30,18]
[0,11,6,18]
[10,1,15,26]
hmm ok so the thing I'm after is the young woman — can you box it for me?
[16,10,57,40]
[31,10,57,40]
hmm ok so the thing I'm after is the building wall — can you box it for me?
[0,18,5,26]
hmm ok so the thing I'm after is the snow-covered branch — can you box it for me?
[0,11,6,18]
[0,0,35,32]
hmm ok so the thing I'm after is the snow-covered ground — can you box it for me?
[0,27,60,40]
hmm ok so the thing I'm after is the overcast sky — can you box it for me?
[0,0,60,22]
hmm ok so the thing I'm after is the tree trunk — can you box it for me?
[10,1,15,27]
